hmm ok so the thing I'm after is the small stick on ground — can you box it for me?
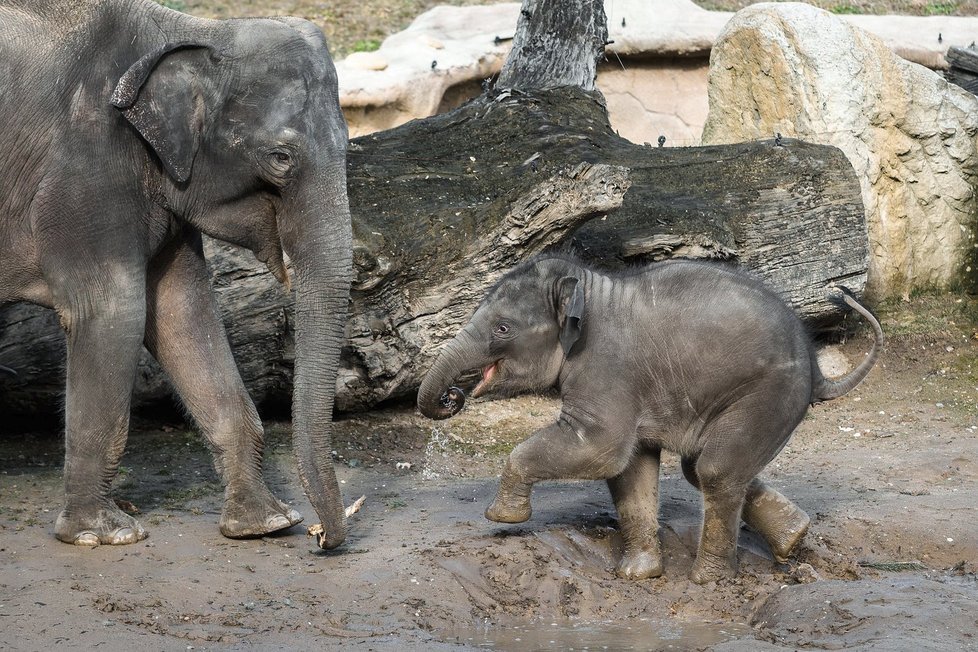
[307,495,367,540]
[344,494,367,518]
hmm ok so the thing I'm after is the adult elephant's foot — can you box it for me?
[219,484,303,538]
[615,547,663,580]
[689,550,737,585]
[55,502,148,546]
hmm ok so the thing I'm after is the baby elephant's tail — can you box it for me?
[812,286,884,403]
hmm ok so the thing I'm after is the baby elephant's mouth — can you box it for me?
[471,360,500,398]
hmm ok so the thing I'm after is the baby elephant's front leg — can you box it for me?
[608,446,663,580]
[485,457,534,523]
[486,419,632,524]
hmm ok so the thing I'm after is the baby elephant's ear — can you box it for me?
[555,276,585,355]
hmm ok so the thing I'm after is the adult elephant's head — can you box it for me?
[111,16,352,549]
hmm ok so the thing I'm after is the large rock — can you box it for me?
[703,3,978,300]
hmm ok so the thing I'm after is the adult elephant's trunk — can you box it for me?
[417,327,481,420]
[278,167,352,550]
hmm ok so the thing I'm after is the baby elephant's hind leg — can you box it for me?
[682,463,810,564]
[742,479,810,563]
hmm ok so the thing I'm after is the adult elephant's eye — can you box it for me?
[269,150,292,167]
[261,148,297,187]
[495,323,510,336]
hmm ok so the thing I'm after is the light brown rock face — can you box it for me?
[703,3,978,299]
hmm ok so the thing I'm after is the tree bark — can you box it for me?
[498,0,607,91]
[947,45,978,95]
[0,0,868,423]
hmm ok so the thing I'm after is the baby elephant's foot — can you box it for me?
[689,550,737,585]
[485,492,532,523]
[220,485,303,539]
[760,509,811,563]
[55,502,148,546]
[743,487,811,563]
[616,547,663,580]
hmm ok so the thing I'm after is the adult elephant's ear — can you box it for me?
[555,276,585,356]
[111,42,216,183]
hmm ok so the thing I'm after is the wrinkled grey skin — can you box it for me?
[0,0,352,550]
[419,255,883,583]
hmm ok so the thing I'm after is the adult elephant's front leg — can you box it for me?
[55,281,148,546]
[144,232,301,538]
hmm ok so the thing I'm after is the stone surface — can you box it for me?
[816,346,851,379]
[598,57,709,147]
[336,4,517,137]
[336,0,978,147]
[703,3,978,300]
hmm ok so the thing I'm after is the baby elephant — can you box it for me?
[417,254,882,583]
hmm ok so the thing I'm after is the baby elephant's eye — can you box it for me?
[494,323,510,335]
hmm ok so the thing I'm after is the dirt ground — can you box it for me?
[2,294,978,650]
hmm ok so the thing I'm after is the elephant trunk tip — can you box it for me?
[420,386,466,420]
[309,522,346,550]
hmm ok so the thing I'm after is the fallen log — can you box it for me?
[0,0,868,423]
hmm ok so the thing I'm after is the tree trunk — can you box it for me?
[0,0,868,423]
[497,0,607,91]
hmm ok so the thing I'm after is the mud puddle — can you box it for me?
[444,619,751,650]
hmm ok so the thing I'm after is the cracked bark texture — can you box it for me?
[0,0,868,421]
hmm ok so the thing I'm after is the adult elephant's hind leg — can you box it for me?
[145,232,301,538]
[55,284,148,546]
[608,445,663,579]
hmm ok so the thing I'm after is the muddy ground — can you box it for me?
[2,294,978,651]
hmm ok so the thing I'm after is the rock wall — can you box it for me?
[702,3,978,300]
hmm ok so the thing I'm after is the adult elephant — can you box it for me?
[0,0,352,549]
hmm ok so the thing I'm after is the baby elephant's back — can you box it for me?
[635,261,814,390]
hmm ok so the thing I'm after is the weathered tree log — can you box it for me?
[947,45,978,95]
[0,0,868,423]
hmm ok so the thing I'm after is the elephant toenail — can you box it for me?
[74,532,100,546]
[112,527,136,543]
[266,515,292,531]
[286,509,303,524]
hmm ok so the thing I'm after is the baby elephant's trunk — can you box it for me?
[417,329,480,419]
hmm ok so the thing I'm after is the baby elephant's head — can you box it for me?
[417,256,585,420]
